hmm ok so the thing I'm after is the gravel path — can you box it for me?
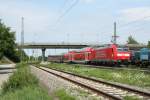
[30,65,105,100]
[0,64,15,89]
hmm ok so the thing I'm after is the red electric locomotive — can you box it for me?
[92,44,130,65]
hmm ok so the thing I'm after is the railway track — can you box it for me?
[65,63,150,73]
[34,65,150,100]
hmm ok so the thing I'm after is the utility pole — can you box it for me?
[67,33,69,52]
[114,22,116,44]
[112,22,118,44]
[21,17,24,62]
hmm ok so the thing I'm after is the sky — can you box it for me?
[1,0,150,56]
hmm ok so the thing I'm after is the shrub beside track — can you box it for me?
[0,63,51,100]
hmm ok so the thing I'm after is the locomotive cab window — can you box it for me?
[123,48,129,51]
[117,48,123,51]
[117,48,129,52]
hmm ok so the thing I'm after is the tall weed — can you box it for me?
[1,64,38,93]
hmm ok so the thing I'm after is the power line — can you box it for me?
[128,22,150,33]
[54,0,79,26]
[118,15,150,30]
[99,15,150,37]
[60,0,69,11]
[114,16,150,38]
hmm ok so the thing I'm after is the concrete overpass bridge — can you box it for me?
[19,42,97,61]
[21,43,91,49]
[18,42,147,61]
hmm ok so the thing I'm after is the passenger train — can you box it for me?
[48,44,150,67]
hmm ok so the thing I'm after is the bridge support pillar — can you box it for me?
[41,48,46,61]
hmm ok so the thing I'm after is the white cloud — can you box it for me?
[120,7,150,22]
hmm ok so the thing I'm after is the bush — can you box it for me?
[1,64,38,93]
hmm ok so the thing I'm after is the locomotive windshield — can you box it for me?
[117,48,129,52]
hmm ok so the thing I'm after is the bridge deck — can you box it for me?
[18,43,147,50]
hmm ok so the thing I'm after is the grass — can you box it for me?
[0,86,52,100]
[42,63,150,90]
[0,63,51,100]
[0,63,76,100]
[123,96,140,100]
[52,89,76,100]
[1,63,38,93]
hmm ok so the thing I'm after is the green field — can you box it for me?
[0,63,76,100]
[42,63,150,90]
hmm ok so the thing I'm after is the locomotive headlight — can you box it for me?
[124,54,130,56]
[117,54,122,56]
[117,53,130,56]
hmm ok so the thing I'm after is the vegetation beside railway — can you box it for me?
[53,89,76,100]
[0,63,75,100]
[41,63,150,90]
[0,63,51,100]
[0,20,29,63]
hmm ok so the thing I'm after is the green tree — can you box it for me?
[0,20,13,58]
[0,20,22,62]
[127,35,139,44]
